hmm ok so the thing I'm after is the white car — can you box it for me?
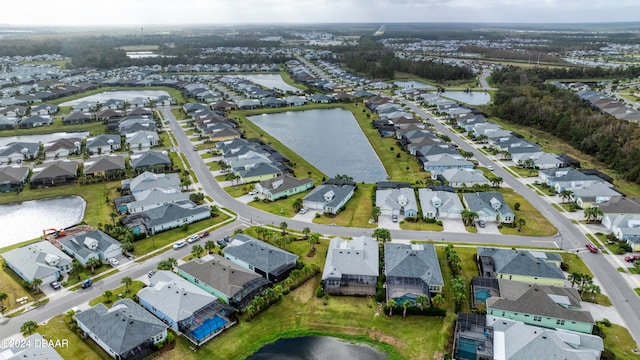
[108,258,119,266]
[187,235,200,244]
[248,190,259,196]
[173,240,187,250]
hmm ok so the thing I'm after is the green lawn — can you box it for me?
[249,192,308,218]
[38,314,110,360]
[63,264,114,287]
[497,188,557,236]
[560,253,594,277]
[0,267,33,313]
[312,184,376,228]
[88,280,146,307]
[603,324,640,360]
[400,219,443,231]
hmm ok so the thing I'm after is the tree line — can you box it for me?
[488,66,640,184]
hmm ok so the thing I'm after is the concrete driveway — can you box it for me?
[476,222,501,234]
[378,215,401,230]
[441,218,467,233]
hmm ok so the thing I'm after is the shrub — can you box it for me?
[316,285,324,298]
[560,262,569,271]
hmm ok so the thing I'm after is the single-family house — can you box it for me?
[43,137,81,159]
[124,201,210,235]
[255,174,314,201]
[477,247,565,286]
[58,230,122,266]
[29,160,78,187]
[0,116,18,130]
[224,234,299,283]
[600,197,640,230]
[375,187,418,218]
[486,316,603,360]
[31,103,59,115]
[125,130,159,151]
[322,236,379,296]
[130,151,172,173]
[126,187,190,214]
[206,127,242,142]
[418,188,464,219]
[139,271,236,346]
[384,243,443,303]
[0,165,29,192]
[487,279,595,334]
[84,155,126,178]
[3,241,72,284]
[237,162,282,184]
[463,192,514,224]
[538,168,605,193]
[608,215,640,242]
[18,115,52,128]
[303,183,356,214]
[121,171,180,195]
[86,134,122,155]
[0,142,39,163]
[63,111,93,125]
[74,299,168,360]
[177,254,270,310]
[570,182,622,208]
[439,168,490,188]
[423,153,474,172]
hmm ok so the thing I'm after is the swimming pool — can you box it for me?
[394,293,417,306]
[456,337,485,360]
[475,288,492,302]
[189,315,228,341]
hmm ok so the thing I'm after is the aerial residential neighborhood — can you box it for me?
[1,10,640,360]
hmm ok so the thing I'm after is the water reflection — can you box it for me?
[248,336,387,360]
[0,196,86,247]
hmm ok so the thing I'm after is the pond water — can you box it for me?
[249,108,388,183]
[0,196,86,247]
[60,90,170,106]
[440,91,491,105]
[394,80,435,90]
[230,74,301,93]
[247,336,387,360]
[0,131,89,147]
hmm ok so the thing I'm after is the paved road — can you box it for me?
[404,101,640,346]
[478,69,495,90]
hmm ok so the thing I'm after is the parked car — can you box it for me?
[81,278,92,289]
[625,254,640,262]
[392,215,398,223]
[173,240,187,250]
[199,231,210,238]
[248,190,259,196]
[108,258,119,266]
[50,281,61,290]
[216,238,227,246]
[586,243,599,253]
[187,235,200,244]
[476,220,486,228]
[148,270,156,278]
[192,146,198,151]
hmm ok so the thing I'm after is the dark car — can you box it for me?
[50,281,61,290]
[81,278,92,289]
[217,239,227,246]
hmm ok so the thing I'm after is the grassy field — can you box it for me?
[496,188,557,236]
[560,253,594,277]
[0,267,33,313]
[88,280,146,307]
[0,117,106,136]
[603,324,640,360]
[312,184,377,228]
[249,192,308,218]
[63,264,114,287]
[39,314,110,360]
[400,219,443,231]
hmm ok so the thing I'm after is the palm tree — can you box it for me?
[371,206,381,222]
[293,198,303,213]
[302,227,311,239]
[121,277,132,294]
[205,240,216,254]
[517,217,526,231]
[86,257,101,274]
[568,272,582,288]
[560,189,574,203]
[103,290,113,304]
[490,177,503,188]
[0,292,7,313]
[431,294,445,309]
[308,233,320,251]
[109,211,118,226]
[20,320,38,336]
[402,300,410,318]
[279,222,288,236]
[31,278,43,292]
[167,257,178,271]
[387,299,397,316]
[191,245,205,258]
[372,228,391,243]
[415,295,430,311]
[461,210,478,227]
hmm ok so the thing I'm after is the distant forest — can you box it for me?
[488,66,640,184]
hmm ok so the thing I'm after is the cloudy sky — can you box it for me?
[1,0,638,26]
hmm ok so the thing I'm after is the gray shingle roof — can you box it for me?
[139,270,217,323]
[225,234,298,274]
[124,171,180,193]
[488,279,594,324]
[2,241,72,282]
[463,192,513,218]
[31,161,78,181]
[74,299,167,356]
[84,155,125,174]
[599,197,640,214]
[0,333,64,360]
[144,202,210,228]
[86,134,121,148]
[178,254,269,299]
[322,236,379,280]
[303,184,355,209]
[130,151,170,169]
[58,230,120,260]
[384,242,442,286]
[478,247,565,280]
[0,165,29,183]
[238,162,282,179]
